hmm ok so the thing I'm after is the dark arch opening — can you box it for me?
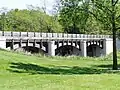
[87,44,101,57]
[19,46,46,54]
[55,45,80,56]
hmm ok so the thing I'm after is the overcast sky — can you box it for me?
[0,0,55,14]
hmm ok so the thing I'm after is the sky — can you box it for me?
[0,0,55,14]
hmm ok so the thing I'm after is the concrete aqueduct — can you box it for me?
[0,31,113,57]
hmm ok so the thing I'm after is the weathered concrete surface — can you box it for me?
[0,31,114,57]
[0,37,6,49]
[103,39,113,56]
[117,39,120,50]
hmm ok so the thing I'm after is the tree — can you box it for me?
[59,0,90,34]
[59,0,111,34]
[111,0,119,70]
[0,8,63,33]
[0,12,5,32]
[59,0,120,70]
[86,0,119,70]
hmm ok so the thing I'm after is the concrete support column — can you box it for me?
[19,39,22,48]
[78,41,81,50]
[26,39,29,46]
[10,39,14,50]
[66,40,69,45]
[103,39,113,56]
[81,40,87,57]
[33,39,36,47]
[57,41,59,48]
[26,39,29,51]
[62,41,64,46]
[45,42,48,53]
[40,40,42,48]
[71,40,73,52]
[48,41,55,56]
[38,40,42,52]
[0,38,6,49]
[75,41,77,47]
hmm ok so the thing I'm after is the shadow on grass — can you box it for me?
[94,64,120,69]
[8,62,120,75]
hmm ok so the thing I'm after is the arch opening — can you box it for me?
[15,46,46,55]
[55,45,81,56]
[87,44,102,57]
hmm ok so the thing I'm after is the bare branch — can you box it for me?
[116,27,120,30]
[82,8,104,23]
[93,1,112,13]
[113,0,119,6]
[116,14,120,20]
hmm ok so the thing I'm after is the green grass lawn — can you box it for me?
[0,50,120,90]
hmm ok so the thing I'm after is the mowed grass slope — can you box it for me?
[0,50,120,90]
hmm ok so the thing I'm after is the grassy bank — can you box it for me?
[0,50,120,90]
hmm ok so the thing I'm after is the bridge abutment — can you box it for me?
[103,39,113,55]
[0,37,6,49]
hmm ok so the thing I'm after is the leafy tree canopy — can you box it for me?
[0,7,63,33]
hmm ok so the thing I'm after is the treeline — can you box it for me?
[0,7,63,33]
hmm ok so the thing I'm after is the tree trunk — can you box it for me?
[112,26,118,70]
[112,0,118,70]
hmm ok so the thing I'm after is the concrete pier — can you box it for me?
[48,41,55,56]
[81,41,87,57]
